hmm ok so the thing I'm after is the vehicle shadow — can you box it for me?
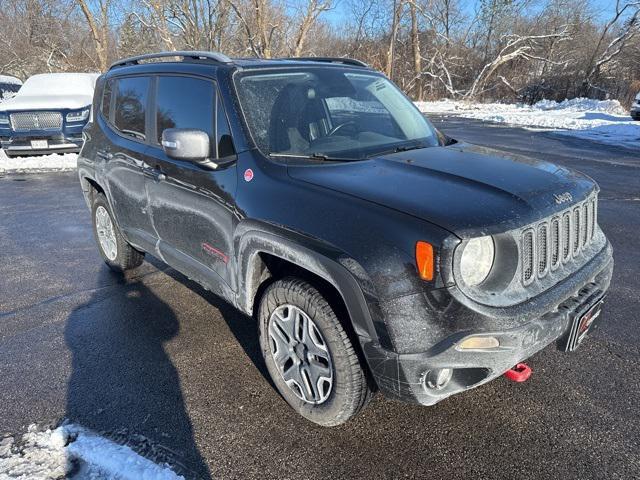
[64,267,212,479]
[157,263,273,387]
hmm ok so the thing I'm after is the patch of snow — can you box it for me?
[0,424,184,480]
[0,73,98,111]
[416,98,640,149]
[0,151,78,173]
[0,75,22,86]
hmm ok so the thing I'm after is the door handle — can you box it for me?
[96,151,113,161]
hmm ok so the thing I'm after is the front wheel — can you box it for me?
[258,277,372,426]
[91,193,144,272]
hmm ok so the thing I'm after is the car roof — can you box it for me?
[107,51,370,74]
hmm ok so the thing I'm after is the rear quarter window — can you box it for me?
[113,76,150,141]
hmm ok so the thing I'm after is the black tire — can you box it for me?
[258,277,372,426]
[91,192,144,272]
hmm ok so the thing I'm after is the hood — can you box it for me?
[287,143,597,236]
[0,94,93,112]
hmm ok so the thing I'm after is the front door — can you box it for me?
[145,75,238,295]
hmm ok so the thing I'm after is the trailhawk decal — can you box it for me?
[201,242,229,263]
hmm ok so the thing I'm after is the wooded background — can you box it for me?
[1,0,639,107]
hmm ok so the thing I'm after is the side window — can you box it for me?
[101,79,112,121]
[216,94,235,159]
[114,76,149,141]
[156,76,214,154]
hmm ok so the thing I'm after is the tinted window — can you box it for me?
[156,76,214,151]
[101,79,112,120]
[216,95,235,158]
[114,76,149,141]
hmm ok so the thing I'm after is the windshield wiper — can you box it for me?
[370,142,429,157]
[269,152,355,162]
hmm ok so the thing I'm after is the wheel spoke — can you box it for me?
[282,363,307,401]
[268,322,291,366]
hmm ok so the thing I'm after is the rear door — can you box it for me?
[145,74,238,295]
[99,75,157,252]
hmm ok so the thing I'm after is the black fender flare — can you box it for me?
[235,224,384,346]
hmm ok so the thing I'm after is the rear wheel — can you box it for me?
[91,193,144,272]
[258,277,372,426]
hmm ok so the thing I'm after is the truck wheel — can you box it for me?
[258,277,372,426]
[91,193,144,272]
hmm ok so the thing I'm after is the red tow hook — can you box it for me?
[504,363,532,382]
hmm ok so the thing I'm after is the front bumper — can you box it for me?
[363,242,613,405]
[1,134,83,155]
[0,111,87,155]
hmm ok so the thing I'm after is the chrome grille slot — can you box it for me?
[562,212,571,262]
[582,203,589,247]
[522,229,535,285]
[538,223,549,276]
[550,217,560,270]
[521,194,598,285]
[10,111,62,131]
[572,207,581,255]
[589,198,596,240]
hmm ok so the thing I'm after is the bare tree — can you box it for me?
[291,0,332,56]
[75,0,112,71]
[581,0,640,94]
[465,27,571,98]
[385,0,403,77]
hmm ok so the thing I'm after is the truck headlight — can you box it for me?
[459,236,495,286]
[66,108,90,122]
[0,112,9,125]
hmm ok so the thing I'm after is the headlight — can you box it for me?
[66,108,90,122]
[459,236,495,286]
[0,112,9,125]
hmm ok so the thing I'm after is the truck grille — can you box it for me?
[522,195,598,285]
[10,112,62,131]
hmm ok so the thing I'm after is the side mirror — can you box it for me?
[161,128,218,169]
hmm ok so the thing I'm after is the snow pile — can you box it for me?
[0,424,184,480]
[0,151,78,173]
[416,98,640,148]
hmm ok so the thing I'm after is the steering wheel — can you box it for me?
[327,121,357,137]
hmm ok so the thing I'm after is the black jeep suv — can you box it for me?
[78,51,613,426]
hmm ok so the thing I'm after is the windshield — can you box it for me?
[235,68,440,160]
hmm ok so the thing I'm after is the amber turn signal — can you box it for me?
[415,241,434,281]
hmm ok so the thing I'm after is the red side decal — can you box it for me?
[201,242,229,264]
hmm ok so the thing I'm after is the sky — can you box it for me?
[322,0,624,28]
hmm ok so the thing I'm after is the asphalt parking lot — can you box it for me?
[1,117,639,479]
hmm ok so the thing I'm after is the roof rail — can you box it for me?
[286,57,369,68]
[109,51,232,70]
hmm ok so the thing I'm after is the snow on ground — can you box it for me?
[416,97,640,149]
[0,151,78,174]
[0,424,184,479]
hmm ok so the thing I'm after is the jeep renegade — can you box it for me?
[78,51,613,426]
